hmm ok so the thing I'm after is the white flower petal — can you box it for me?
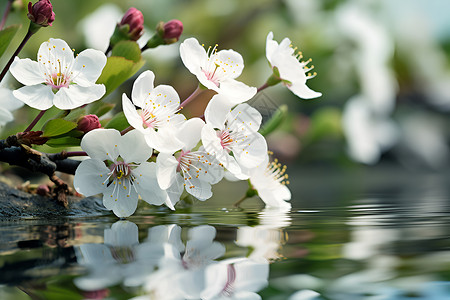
[81,128,121,161]
[204,94,232,129]
[219,79,257,104]
[10,57,44,85]
[265,32,278,64]
[133,162,168,206]
[257,187,291,208]
[156,152,178,190]
[216,49,245,79]
[227,103,262,133]
[13,85,54,110]
[235,133,268,169]
[144,126,184,153]
[53,84,105,110]
[288,82,322,99]
[180,37,207,76]
[74,159,110,197]
[176,118,204,151]
[38,39,74,67]
[165,174,184,210]
[72,49,107,86]
[0,109,13,126]
[183,175,212,200]
[122,94,148,132]
[103,183,139,218]
[119,129,152,164]
[132,70,155,108]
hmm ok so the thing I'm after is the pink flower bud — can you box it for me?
[119,7,144,41]
[27,0,55,27]
[162,19,183,41]
[77,115,101,134]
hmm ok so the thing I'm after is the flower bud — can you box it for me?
[77,115,101,134]
[27,0,55,27]
[118,7,144,41]
[161,19,183,42]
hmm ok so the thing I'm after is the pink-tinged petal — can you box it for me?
[122,94,148,133]
[72,49,107,86]
[180,37,207,75]
[219,79,257,104]
[156,152,178,189]
[176,118,204,151]
[235,132,268,169]
[287,82,322,99]
[10,57,44,85]
[216,49,244,79]
[132,70,155,108]
[13,85,54,110]
[265,32,278,64]
[133,162,168,206]
[103,184,139,218]
[74,159,110,197]
[196,70,221,92]
[81,128,121,161]
[204,94,231,129]
[53,84,105,109]
[38,39,74,66]
[119,130,152,164]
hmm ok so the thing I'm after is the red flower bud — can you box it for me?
[36,184,51,196]
[27,0,55,27]
[119,7,144,41]
[77,115,101,134]
[162,19,183,41]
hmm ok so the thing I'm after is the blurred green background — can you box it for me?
[1,0,450,171]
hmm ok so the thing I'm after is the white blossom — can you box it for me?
[74,129,168,218]
[122,70,186,153]
[10,38,106,110]
[180,37,256,104]
[266,32,321,99]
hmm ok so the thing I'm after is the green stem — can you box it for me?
[257,82,269,93]
[24,110,47,132]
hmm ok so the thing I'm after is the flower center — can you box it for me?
[140,108,157,129]
[111,161,131,179]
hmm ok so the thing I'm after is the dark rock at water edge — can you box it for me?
[0,182,108,220]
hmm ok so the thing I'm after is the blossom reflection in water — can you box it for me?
[74,221,272,299]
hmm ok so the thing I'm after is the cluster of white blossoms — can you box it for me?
[8,32,321,218]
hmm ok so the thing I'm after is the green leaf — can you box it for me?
[111,40,142,63]
[43,119,78,137]
[0,25,20,58]
[259,105,288,136]
[63,108,86,122]
[104,111,129,131]
[46,136,81,148]
[97,56,145,97]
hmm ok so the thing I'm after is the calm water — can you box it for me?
[0,167,449,300]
